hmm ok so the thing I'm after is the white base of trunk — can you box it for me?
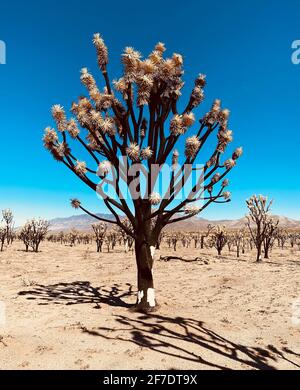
[137,288,156,307]
[150,246,156,259]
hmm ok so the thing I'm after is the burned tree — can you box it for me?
[43,34,241,312]
[246,195,276,262]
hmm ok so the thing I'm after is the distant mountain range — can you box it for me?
[49,213,300,231]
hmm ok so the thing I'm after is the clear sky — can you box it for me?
[0,0,300,225]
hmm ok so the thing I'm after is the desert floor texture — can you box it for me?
[1,241,300,370]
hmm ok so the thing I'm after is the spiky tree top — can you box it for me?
[43,34,242,239]
[246,195,273,226]
[246,194,279,254]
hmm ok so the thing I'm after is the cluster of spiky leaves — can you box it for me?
[43,34,242,238]
[92,222,108,239]
[246,195,272,223]
[207,225,228,254]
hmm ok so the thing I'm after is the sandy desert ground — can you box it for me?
[1,240,300,370]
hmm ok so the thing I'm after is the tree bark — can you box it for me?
[134,238,157,313]
[264,246,269,259]
[263,240,270,259]
[256,244,262,262]
[200,236,204,249]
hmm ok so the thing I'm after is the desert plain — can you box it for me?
[0,240,300,370]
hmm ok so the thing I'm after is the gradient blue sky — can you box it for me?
[0,0,300,224]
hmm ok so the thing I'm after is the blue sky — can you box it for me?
[0,0,300,224]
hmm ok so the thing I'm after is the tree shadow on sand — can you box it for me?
[18,282,300,370]
[18,281,133,309]
[81,313,300,370]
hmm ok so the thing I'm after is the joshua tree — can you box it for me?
[209,225,228,256]
[43,34,241,312]
[171,233,180,252]
[104,231,117,252]
[233,229,245,258]
[2,209,14,245]
[0,226,6,251]
[117,218,134,253]
[263,218,279,259]
[192,232,200,248]
[246,195,277,262]
[67,229,79,246]
[58,230,65,245]
[276,228,288,250]
[92,222,107,252]
[226,234,234,252]
[19,222,32,252]
[289,232,299,248]
[199,224,215,249]
[19,218,50,252]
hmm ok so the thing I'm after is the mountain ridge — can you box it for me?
[49,213,300,231]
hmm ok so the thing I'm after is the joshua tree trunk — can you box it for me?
[96,241,103,252]
[134,237,156,312]
[256,244,262,262]
[34,242,40,252]
[200,236,204,249]
[263,240,270,259]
